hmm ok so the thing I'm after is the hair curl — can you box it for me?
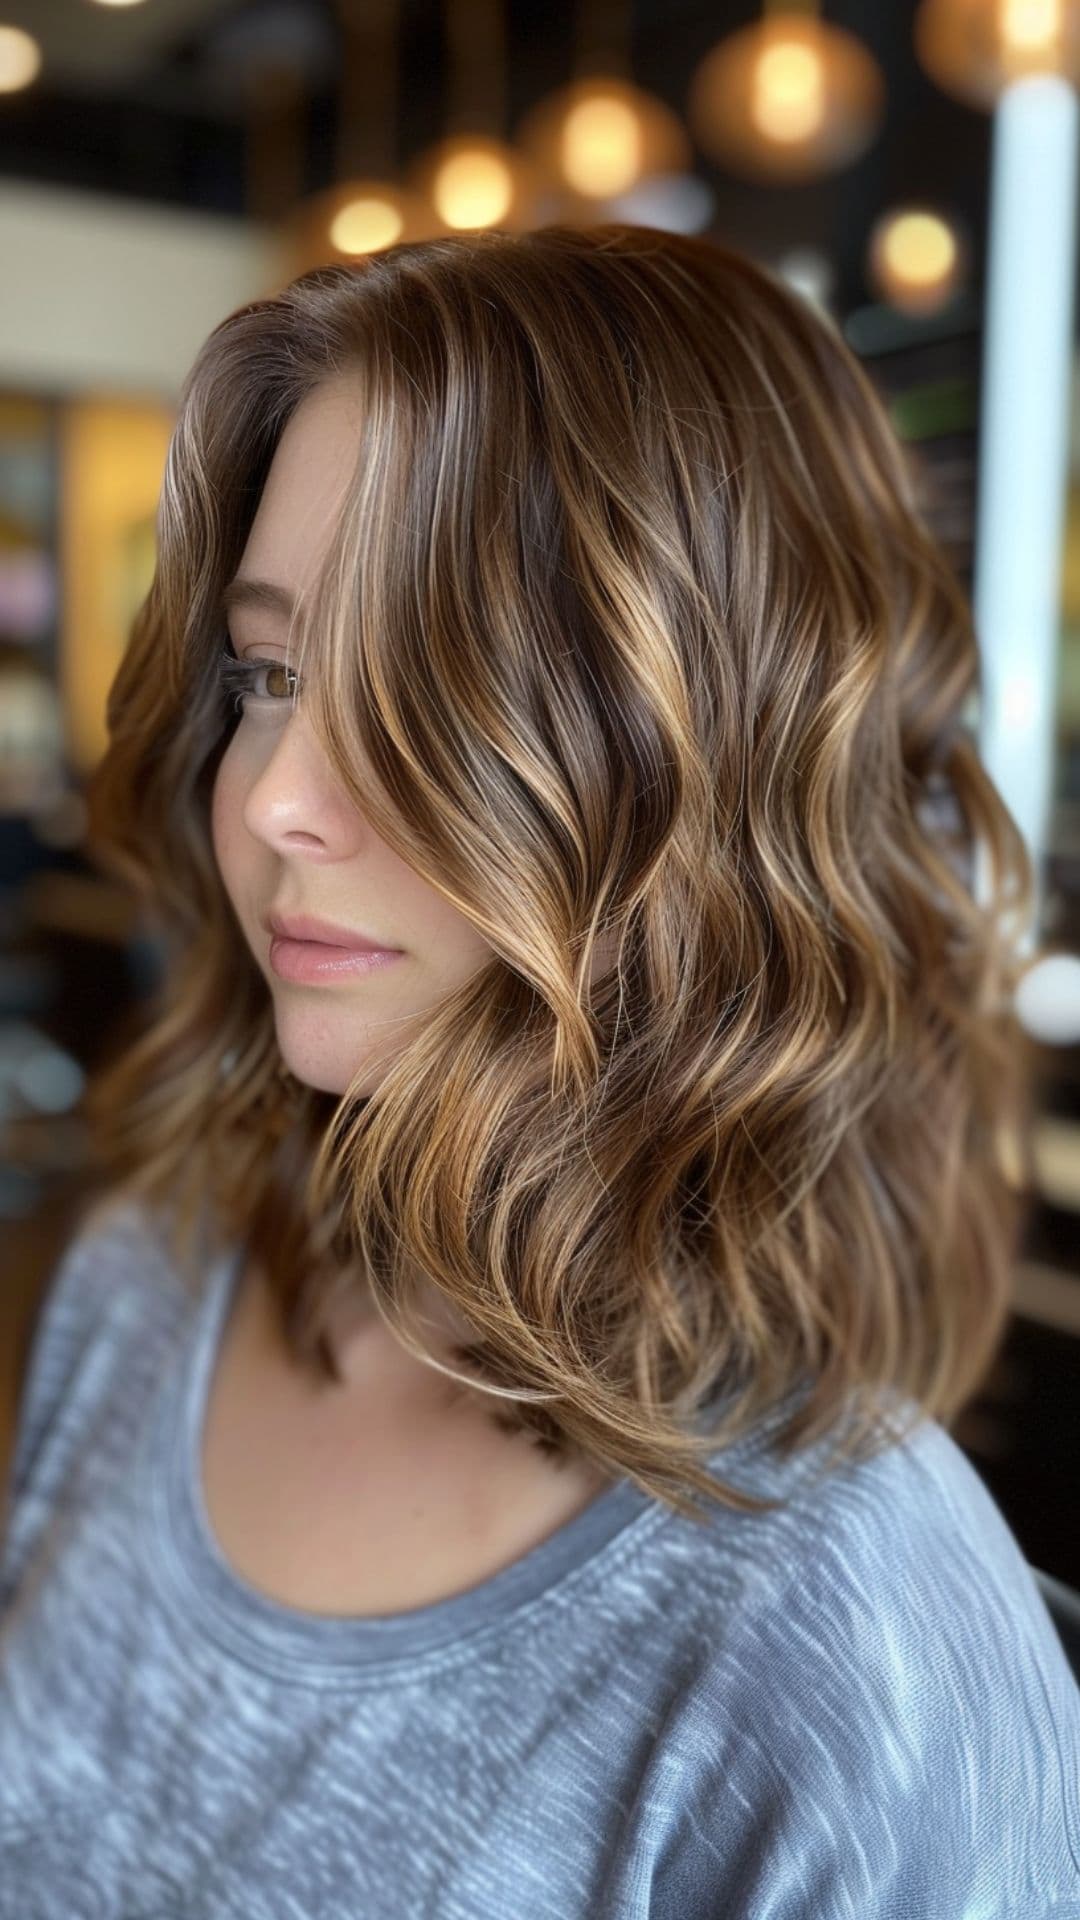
[81,222,1039,1524]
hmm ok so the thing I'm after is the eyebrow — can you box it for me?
[221,577,296,620]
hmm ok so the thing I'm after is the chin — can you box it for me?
[273,1025,377,1101]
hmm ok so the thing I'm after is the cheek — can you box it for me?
[209,741,244,887]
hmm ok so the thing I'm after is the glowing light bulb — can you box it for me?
[752,40,826,143]
[1000,0,1064,56]
[883,211,957,286]
[561,95,643,197]
[329,198,404,256]
[0,25,40,92]
[433,150,514,229]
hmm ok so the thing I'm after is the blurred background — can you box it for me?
[1,0,1079,1582]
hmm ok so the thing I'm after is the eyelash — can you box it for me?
[217,644,302,715]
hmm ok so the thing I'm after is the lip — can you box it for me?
[268,937,404,985]
[265,910,403,952]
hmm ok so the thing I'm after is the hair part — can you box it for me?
[82,223,1038,1524]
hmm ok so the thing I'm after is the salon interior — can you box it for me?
[0,0,1079,1624]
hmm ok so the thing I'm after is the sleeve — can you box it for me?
[1,1193,157,1550]
[644,1454,1080,1919]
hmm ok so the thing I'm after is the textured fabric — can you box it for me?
[1,1193,1079,1920]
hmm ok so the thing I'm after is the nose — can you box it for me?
[239,707,367,861]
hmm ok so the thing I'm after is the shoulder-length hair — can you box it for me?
[82,222,1037,1523]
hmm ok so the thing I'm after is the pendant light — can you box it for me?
[515,0,690,215]
[915,0,1079,110]
[283,0,436,277]
[686,0,886,184]
[407,0,547,232]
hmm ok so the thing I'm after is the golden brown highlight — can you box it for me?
[82,223,1038,1523]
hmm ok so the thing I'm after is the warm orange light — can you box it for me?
[561,94,643,195]
[516,76,690,202]
[329,198,403,255]
[434,149,513,228]
[915,0,1079,108]
[280,180,443,279]
[407,134,544,234]
[753,42,827,144]
[1000,0,1065,56]
[867,206,969,314]
[0,24,40,92]
[688,15,885,182]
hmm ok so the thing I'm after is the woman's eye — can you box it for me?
[216,645,301,715]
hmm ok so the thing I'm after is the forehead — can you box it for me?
[236,381,366,612]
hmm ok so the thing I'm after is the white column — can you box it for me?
[973,73,1079,958]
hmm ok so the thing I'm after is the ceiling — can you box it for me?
[0,0,993,316]
[3,0,236,89]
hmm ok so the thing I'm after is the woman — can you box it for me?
[2,222,1077,1917]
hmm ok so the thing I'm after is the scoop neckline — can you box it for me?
[142,1239,670,1687]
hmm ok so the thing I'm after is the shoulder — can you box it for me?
[4,1188,201,1513]
[642,1410,1080,1918]
[15,1191,167,1358]
[26,1187,201,1333]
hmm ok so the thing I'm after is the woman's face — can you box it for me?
[210,380,497,1097]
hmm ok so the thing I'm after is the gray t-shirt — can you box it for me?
[2,1193,1079,1919]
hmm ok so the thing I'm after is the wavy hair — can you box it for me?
[81,222,1038,1524]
